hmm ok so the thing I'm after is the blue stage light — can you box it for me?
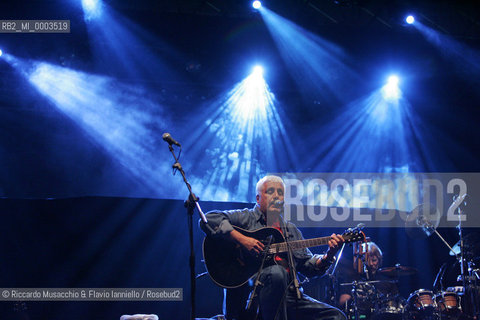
[406,15,415,24]
[0,49,2,57]
[177,63,291,202]
[259,6,358,105]
[382,75,401,100]
[82,0,103,20]
[252,1,262,9]
[252,65,263,76]
[82,0,98,11]
[387,75,399,86]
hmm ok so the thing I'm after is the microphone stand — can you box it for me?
[456,200,479,319]
[165,143,209,320]
[282,223,302,301]
[328,243,346,306]
[244,236,274,319]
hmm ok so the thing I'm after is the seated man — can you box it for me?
[200,175,346,320]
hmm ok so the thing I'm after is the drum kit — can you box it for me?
[339,195,479,320]
[340,266,407,320]
[340,264,470,320]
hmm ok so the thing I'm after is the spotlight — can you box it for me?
[82,0,99,11]
[0,49,2,57]
[252,1,262,9]
[387,75,399,86]
[382,75,401,100]
[252,65,264,75]
[405,15,415,24]
[82,0,103,20]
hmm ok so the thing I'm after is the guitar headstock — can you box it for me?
[341,228,365,243]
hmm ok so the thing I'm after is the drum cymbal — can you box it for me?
[449,232,480,256]
[340,279,398,286]
[378,265,418,277]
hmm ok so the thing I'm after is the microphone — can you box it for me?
[162,133,181,147]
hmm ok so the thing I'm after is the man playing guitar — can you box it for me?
[200,175,347,320]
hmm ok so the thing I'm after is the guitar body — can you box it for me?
[202,225,362,288]
[202,226,285,288]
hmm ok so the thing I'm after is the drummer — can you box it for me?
[338,241,398,308]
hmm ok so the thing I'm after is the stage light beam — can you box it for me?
[235,65,269,118]
[252,1,262,9]
[257,7,359,105]
[4,56,175,197]
[179,63,297,202]
[411,20,480,78]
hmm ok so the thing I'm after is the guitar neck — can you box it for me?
[269,236,331,254]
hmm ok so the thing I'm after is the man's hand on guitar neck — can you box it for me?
[229,229,265,255]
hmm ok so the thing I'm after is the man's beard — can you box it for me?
[265,208,283,224]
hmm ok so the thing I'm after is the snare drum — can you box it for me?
[372,295,405,320]
[435,291,462,315]
[406,289,437,320]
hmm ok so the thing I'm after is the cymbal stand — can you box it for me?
[455,197,479,319]
[351,281,360,320]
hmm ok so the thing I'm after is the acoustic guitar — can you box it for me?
[202,226,363,288]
